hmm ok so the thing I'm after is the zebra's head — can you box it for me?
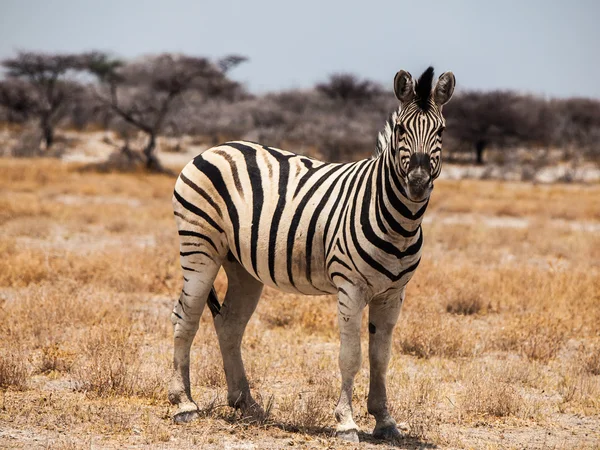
[391,67,455,202]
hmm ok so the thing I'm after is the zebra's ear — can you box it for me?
[394,70,415,103]
[433,71,455,106]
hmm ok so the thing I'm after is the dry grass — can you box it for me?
[460,369,524,419]
[0,158,599,449]
[0,350,29,391]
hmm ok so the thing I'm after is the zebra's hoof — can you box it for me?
[336,428,359,443]
[373,424,403,441]
[173,408,200,424]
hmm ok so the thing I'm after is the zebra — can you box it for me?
[169,66,455,442]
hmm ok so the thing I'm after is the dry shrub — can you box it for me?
[496,315,567,362]
[442,272,487,316]
[388,372,442,439]
[583,353,600,376]
[299,305,337,338]
[445,292,483,316]
[105,219,129,233]
[73,321,148,398]
[0,350,29,390]
[262,308,294,329]
[259,292,337,338]
[579,346,600,376]
[0,239,51,287]
[461,374,523,418]
[558,369,600,413]
[0,282,117,348]
[488,356,542,389]
[39,344,75,374]
[194,344,226,388]
[396,309,478,358]
[277,381,335,432]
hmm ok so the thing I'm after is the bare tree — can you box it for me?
[444,91,554,164]
[316,73,383,104]
[0,51,88,148]
[86,52,247,171]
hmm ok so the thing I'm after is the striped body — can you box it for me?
[173,140,427,299]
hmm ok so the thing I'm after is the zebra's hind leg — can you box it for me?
[214,258,264,419]
[169,255,222,424]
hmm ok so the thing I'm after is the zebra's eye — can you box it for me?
[396,124,406,136]
[436,127,445,138]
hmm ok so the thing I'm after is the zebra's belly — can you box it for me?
[230,230,338,296]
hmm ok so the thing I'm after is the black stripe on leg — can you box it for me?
[180,250,212,258]
[178,230,218,251]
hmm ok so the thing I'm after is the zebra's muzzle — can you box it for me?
[406,153,432,202]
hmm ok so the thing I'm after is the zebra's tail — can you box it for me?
[207,287,221,318]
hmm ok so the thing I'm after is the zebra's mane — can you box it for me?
[375,107,400,157]
[415,66,435,111]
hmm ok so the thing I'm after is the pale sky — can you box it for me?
[0,0,598,98]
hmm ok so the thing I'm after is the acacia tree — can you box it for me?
[444,91,553,164]
[316,73,383,104]
[86,52,247,171]
[0,52,88,148]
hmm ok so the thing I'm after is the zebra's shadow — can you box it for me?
[218,414,437,449]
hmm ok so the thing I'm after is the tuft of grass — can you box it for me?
[558,368,600,414]
[445,294,483,316]
[0,350,29,390]
[496,316,568,362]
[277,382,335,432]
[72,321,155,398]
[461,374,523,418]
[388,372,442,439]
[39,343,75,374]
[194,345,226,388]
[443,274,486,316]
[396,309,478,358]
[580,346,600,376]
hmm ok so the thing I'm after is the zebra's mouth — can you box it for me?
[406,176,432,202]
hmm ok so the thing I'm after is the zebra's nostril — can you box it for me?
[407,169,430,185]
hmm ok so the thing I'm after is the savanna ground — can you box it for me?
[0,154,599,449]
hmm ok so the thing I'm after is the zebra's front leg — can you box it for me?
[368,291,404,441]
[334,287,366,442]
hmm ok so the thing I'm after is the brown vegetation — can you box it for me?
[0,159,599,449]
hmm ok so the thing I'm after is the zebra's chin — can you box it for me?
[406,180,433,202]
